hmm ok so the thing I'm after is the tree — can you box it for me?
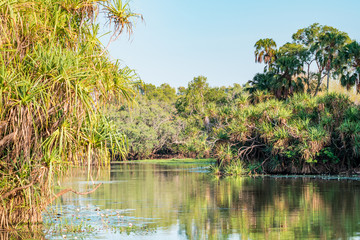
[316,31,350,91]
[292,23,350,94]
[175,76,209,116]
[292,23,349,96]
[0,0,141,227]
[272,56,304,99]
[337,41,360,92]
[254,38,277,70]
[250,41,305,99]
[247,73,275,94]
[280,43,315,94]
[292,23,322,46]
[143,83,176,102]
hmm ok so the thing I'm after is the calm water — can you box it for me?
[43,162,360,240]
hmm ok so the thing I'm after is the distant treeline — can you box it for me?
[108,23,360,175]
[107,78,360,174]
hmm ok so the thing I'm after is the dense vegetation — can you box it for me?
[0,0,141,228]
[2,1,360,230]
[109,23,360,175]
[110,78,360,174]
[107,79,243,160]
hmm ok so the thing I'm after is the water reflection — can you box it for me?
[44,163,360,239]
[1,226,45,240]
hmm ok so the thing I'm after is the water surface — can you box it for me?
[44,162,360,239]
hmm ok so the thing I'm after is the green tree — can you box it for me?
[176,76,209,116]
[0,0,141,227]
[337,41,360,92]
[316,31,350,91]
[270,44,305,99]
[279,43,315,94]
[247,73,275,94]
[254,38,277,70]
[108,97,183,159]
[250,42,305,99]
[293,23,350,94]
[143,83,176,102]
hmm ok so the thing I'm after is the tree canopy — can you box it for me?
[249,23,355,99]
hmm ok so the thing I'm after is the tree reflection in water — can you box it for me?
[48,163,360,239]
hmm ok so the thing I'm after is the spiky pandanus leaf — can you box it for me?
[0,0,141,227]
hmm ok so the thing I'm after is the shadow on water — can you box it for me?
[33,163,360,239]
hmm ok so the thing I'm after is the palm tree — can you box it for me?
[254,38,277,69]
[271,54,304,99]
[315,31,350,91]
[247,73,275,94]
[337,41,360,92]
[293,23,351,96]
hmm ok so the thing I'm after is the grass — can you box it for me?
[209,162,248,176]
[328,80,360,103]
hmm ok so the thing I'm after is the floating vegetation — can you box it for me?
[43,205,157,239]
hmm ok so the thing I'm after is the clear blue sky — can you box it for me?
[101,0,360,88]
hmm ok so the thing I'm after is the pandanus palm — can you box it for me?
[0,0,141,227]
[101,0,143,53]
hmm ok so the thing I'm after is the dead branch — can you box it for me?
[45,183,102,207]
[0,182,34,200]
[239,143,265,157]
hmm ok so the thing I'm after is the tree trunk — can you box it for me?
[307,64,311,94]
[314,74,323,97]
[326,69,330,92]
[326,58,331,92]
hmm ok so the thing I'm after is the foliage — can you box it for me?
[336,41,360,92]
[0,0,140,228]
[249,23,353,99]
[110,69,360,175]
[106,89,184,159]
[254,38,277,68]
[212,91,360,174]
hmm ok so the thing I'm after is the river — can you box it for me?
[41,161,360,239]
